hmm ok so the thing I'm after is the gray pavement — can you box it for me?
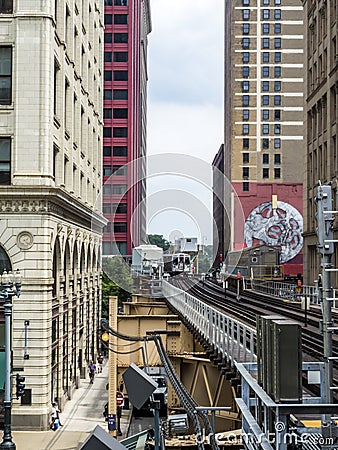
[8,362,132,450]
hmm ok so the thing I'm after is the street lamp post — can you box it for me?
[0,269,22,450]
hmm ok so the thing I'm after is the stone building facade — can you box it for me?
[302,0,338,285]
[0,1,106,429]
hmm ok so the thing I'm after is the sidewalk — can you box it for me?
[10,362,132,450]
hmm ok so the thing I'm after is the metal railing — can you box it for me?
[162,280,256,364]
[250,280,338,306]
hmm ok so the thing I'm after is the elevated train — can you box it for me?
[163,253,192,276]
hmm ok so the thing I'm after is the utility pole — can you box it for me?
[315,184,336,430]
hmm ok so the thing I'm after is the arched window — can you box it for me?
[0,246,11,274]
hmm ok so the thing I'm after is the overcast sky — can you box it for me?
[146,0,224,244]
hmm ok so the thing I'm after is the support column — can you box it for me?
[108,296,118,437]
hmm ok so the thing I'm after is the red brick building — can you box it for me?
[103,0,151,257]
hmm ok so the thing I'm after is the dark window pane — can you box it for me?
[112,184,128,194]
[243,182,249,192]
[275,9,281,19]
[114,33,128,44]
[262,154,269,164]
[113,165,127,175]
[263,168,269,178]
[103,166,112,176]
[113,146,128,156]
[242,66,249,77]
[0,0,13,13]
[113,52,128,62]
[274,138,281,148]
[114,223,127,233]
[103,146,112,157]
[113,108,128,119]
[103,108,112,119]
[243,9,250,19]
[0,47,12,105]
[103,127,112,138]
[274,95,281,105]
[103,223,111,233]
[104,89,112,100]
[274,66,281,77]
[242,38,250,49]
[104,52,112,62]
[243,153,249,163]
[114,203,127,214]
[275,23,281,34]
[243,138,249,149]
[103,185,111,195]
[103,203,111,214]
[243,95,249,106]
[0,137,10,185]
[104,70,112,81]
[113,70,128,81]
[114,0,128,4]
[262,95,269,105]
[113,89,128,100]
[104,14,112,25]
[262,138,269,149]
[242,167,249,178]
[243,52,249,63]
[113,127,128,138]
[104,33,112,44]
[114,14,128,24]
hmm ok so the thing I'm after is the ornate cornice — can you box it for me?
[0,187,107,233]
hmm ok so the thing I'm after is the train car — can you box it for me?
[163,253,192,275]
[224,244,284,281]
[131,244,164,277]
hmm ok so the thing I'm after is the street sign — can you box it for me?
[116,391,124,407]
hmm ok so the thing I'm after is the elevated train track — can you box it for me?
[168,276,338,398]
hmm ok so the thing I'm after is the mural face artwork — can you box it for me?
[244,201,303,263]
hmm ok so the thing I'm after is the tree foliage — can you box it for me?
[147,234,171,251]
[197,253,212,273]
[101,257,133,318]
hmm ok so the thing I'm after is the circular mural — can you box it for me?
[244,201,303,263]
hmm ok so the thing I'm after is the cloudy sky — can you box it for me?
[146,0,224,244]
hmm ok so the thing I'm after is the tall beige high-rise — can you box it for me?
[0,1,106,429]
[222,0,305,276]
[302,0,338,285]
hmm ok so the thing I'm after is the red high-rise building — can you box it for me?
[103,0,151,257]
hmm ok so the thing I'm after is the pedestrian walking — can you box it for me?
[54,398,63,426]
[50,402,60,431]
[88,361,96,384]
[97,353,104,373]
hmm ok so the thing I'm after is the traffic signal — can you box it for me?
[16,373,25,399]
[315,185,334,255]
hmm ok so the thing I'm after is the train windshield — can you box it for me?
[185,257,190,265]
[178,255,185,264]
[173,257,178,266]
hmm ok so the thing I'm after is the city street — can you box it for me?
[10,362,127,450]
